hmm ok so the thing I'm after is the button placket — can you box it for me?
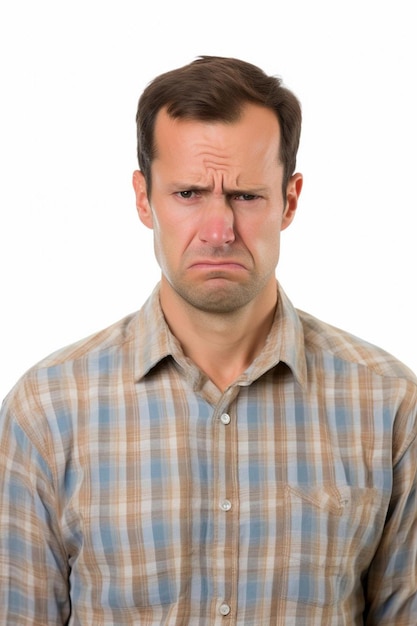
[212,394,239,623]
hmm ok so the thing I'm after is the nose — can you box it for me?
[198,196,235,247]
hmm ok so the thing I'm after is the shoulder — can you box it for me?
[1,310,140,426]
[297,310,417,461]
[297,308,417,385]
[31,311,139,370]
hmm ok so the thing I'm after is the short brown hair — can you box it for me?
[136,56,302,197]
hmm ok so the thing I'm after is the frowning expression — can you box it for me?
[133,103,302,314]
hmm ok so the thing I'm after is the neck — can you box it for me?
[159,278,278,391]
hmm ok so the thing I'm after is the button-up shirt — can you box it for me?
[1,283,416,625]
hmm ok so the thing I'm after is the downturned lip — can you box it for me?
[189,260,246,269]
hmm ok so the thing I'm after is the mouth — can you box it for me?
[189,261,247,271]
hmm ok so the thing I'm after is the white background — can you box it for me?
[0,1,416,401]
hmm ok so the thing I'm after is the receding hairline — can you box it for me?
[152,102,283,163]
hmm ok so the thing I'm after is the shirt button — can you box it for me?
[220,499,232,511]
[220,413,231,425]
[219,602,231,616]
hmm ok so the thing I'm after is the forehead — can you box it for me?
[152,104,282,179]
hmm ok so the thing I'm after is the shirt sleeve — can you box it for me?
[0,400,71,625]
[364,390,417,624]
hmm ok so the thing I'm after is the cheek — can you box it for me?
[248,216,282,255]
[152,222,186,275]
[150,217,169,270]
[263,232,281,265]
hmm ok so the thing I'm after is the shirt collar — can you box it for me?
[132,282,307,389]
[132,284,175,382]
[248,283,307,388]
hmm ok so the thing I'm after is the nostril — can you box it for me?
[198,209,235,246]
[199,226,236,246]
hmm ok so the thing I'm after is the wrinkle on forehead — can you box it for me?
[202,169,252,193]
[190,147,278,192]
[153,104,282,192]
[190,149,243,190]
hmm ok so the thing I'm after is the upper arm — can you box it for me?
[364,425,417,624]
[0,405,71,625]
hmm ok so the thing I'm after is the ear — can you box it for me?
[281,172,303,231]
[132,170,154,229]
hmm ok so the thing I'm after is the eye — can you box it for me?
[176,190,197,199]
[233,193,259,201]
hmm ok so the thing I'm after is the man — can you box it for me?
[0,56,416,625]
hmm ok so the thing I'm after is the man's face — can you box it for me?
[133,103,302,314]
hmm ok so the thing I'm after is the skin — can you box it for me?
[133,103,303,390]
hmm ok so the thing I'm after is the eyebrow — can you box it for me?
[170,182,268,195]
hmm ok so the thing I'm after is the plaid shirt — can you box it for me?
[1,283,416,625]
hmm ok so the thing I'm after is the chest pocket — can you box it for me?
[281,484,382,606]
